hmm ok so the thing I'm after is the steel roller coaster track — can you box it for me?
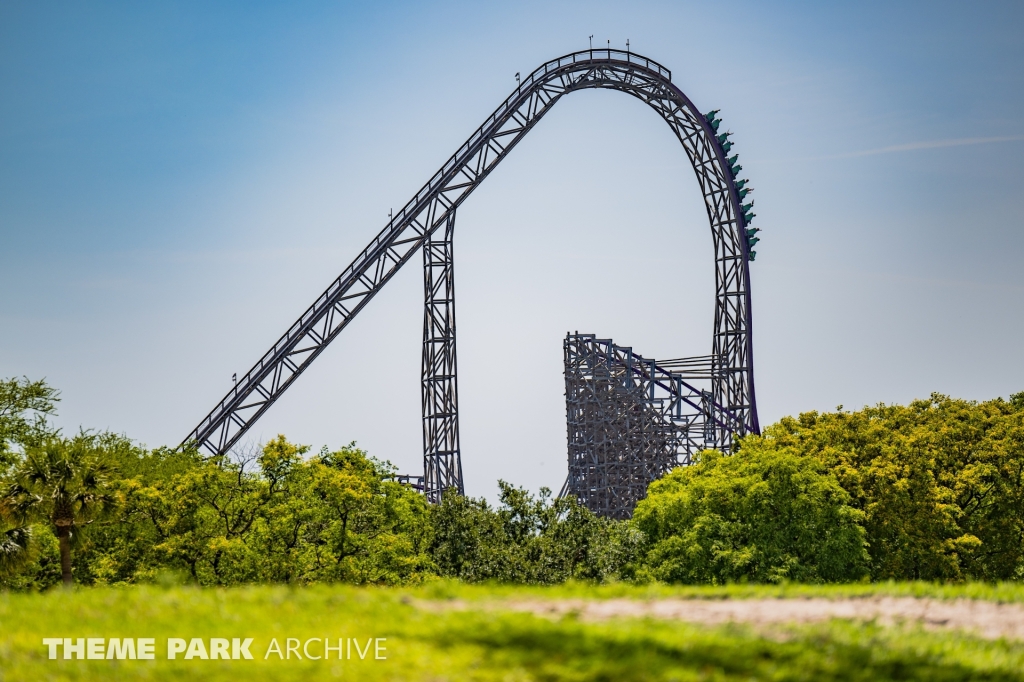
[182,48,761,500]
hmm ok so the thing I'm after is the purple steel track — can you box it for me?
[182,49,760,479]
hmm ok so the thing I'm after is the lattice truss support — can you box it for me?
[183,48,758,462]
[561,333,744,519]
[422,210,463,501]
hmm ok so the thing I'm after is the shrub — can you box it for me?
[761,394,1024,580]
[633,445,869,584]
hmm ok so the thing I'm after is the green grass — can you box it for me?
[4,583,1024,681]
[411,578,1024,603]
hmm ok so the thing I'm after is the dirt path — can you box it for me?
[429,597,1024,640]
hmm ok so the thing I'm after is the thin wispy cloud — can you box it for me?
[835,135,1024,159]
[767,135,1024,164]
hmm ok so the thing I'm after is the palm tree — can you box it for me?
[3,437,115,587]
[0,522,32,578]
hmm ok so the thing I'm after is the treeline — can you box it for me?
[1,376,1023,588]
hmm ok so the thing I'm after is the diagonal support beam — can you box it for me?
[421,210,463,501]
[181,48,758,465]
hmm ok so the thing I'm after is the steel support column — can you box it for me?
[183,49,759,463]
[421,210,463,502]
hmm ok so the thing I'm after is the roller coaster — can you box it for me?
[562,333,747,518]
[182,48,761,516]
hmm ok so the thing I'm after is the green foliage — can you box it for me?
[0,376,59,469]
[0,520,33,578]
[3,373,1022,589]
[753,393,1024,581]
[2,523,61,589]
[0,376,62,583]
[428,490,507,580]
[78,436,432,586]
[430,482,639,584]
[2,435,116,586]
[633,447,869,584]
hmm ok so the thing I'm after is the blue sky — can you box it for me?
[2,1,1022,498]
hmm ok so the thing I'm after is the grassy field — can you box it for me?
[4,582,1024,681]
[415,578,1024,603]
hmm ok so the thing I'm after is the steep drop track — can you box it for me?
[182,49,760,469]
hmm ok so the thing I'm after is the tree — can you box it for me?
[24,436,200,587]
[430,490,510,581]
[760,394,1024,580]
[633,446,869,584]
[303,441,433,584]
[0,377,60,470]
[429,482,637,584]
[0,520,33,579]
[122,437,433,586]
[3,437,116,586]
